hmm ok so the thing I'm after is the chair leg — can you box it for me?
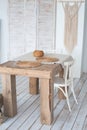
[71,80,78,104]
[65,85,71,112]
[54,85,58,92]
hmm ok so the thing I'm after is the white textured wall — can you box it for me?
[0,20,1,62]
[82,0,87,73]
[9,0,37,59]
[0,0,9,62]
[9,0,55,59]
[37,0,55,50]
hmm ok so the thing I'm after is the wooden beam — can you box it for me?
[2,74,17,117]
[29,77,39,95]
[40,78,54,125]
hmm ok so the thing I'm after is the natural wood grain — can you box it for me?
[36,56,59,62]
[16,61,41,68]
[0,61,58,79]
[29,77,39,95]
[40,78,54,125]
[2,74,17,117]
[0,61,59,125]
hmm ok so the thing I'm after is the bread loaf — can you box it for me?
[33,50,44,57]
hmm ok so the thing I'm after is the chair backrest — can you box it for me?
[44,50,57,54]
[64,60,74,83]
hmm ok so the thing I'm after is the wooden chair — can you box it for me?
[54,60,78,111]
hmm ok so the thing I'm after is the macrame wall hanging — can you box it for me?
[62,1,82,53]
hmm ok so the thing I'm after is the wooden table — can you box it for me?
[0,53,73,124]
[0,61,63,125]
[16,52,73,99]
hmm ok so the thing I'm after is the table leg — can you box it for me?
[2,74,17,117]
[58,64,66,99]
[29,77,39,95]
[40,78,54,125]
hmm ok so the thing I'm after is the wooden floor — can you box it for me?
[0,73,87,130]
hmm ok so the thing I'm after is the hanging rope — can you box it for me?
[62,1,82,19]
[62,1,82,53]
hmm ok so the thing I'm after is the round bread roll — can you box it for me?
[33,50,44,57]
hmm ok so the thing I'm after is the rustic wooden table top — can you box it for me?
[0,61,60,79]
[15,52,73,64]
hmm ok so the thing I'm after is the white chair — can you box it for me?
[44,49,57,53]
[54,60,78,111]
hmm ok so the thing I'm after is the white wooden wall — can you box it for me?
[9,0,36,59]
[0,0,9,62]
[9,0,55,59]
[0,20,1,62]
[36,0,55,50]
[82,0,87,73]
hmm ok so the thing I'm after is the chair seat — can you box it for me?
[54,77,65,86]
[54,76,71,86]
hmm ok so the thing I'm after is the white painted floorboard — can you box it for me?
[0,73,87,130]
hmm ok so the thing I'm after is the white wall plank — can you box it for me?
[37,0,55,50]
[9,0,36,59]
[82,0,87,73]
[0,0,9,62]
